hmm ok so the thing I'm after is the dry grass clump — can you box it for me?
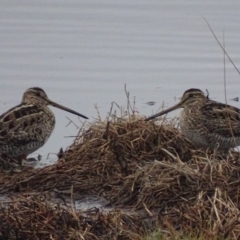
[110,152,240,239]
[1,94,240,239]
[0,112,193,197]
[0,193,150,240]
[111,151,240,209]
[113,158,240,239]
[159,187,240,239]
[66,113,193,165]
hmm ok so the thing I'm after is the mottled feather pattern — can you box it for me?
[0,87,87,163]
[146,88,240,151]
[199,102,240,138]
[0,103,55,156]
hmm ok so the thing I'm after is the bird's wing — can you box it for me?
[0,104,50,144]
[200,102,240,138]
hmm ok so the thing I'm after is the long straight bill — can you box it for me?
[50,100,89,119]
[145,102,182,121]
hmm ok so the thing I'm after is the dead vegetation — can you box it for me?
[0,193,150,240]
[1,96,240,239]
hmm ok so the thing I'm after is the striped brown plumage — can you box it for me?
[0,87,88,164]
[146,88,240,151]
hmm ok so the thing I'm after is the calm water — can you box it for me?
[0,0,240,166]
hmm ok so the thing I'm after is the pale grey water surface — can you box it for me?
[0,0,240,166]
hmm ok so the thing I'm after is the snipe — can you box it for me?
[145,88,240,151]
[0,87,88,164]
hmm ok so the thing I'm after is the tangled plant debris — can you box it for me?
[0,193,150,240]
[1,94,240,239]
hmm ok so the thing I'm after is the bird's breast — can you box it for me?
[179,109,210,148]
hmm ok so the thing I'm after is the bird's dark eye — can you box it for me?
[36,92,41,97]
[189,94,194,98]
